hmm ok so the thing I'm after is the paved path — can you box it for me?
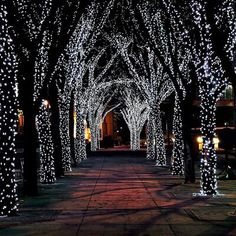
[0,151,236,236]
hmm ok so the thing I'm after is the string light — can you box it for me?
[191,0,228,195]
[60,1,115,162]
[0,1,18,216]
[120,87,149,151]
[171,95,184,176]
[88,86,117,151]
[214,0,236,63]
[36,100,56,184]
[57,91,72,172]
[1,1,234,213]
[113,35,174,165]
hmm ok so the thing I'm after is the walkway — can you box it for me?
[0,151,236,236]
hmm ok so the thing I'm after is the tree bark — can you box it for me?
[199,97,217,195]
[50,83,64,178]
[75,114,87,161]
[171,97,184,175]
[90,124,98,152]
[0,4,19,214]
[37,103,56,184]
[69,92,76,165]
[146,117,156,159]
[130,126,141,151]
[58,101,72,172]
[154,106,166,166]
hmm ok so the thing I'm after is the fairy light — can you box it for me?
[51,1,115,165]
[113,35,174,165]
[171,95,184,176]
[88,86,117,152]
[215,0,236,63]
[136,1,195,170]
[59,1,115,163]
[120,87,149,151]
[146,118,156,160]
[58,92,72,172]
[74,104,87,162]
[58,7,98,163]
[191,0,228,195]
[33,30,52,102]
[2,0,233,206]
[0,1,19,216]
[36,100,56,184]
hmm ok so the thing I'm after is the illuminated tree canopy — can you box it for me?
[120,85,149,151]
[0,0,235,216]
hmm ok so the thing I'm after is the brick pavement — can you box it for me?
[0,151,236,236]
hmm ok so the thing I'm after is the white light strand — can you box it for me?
[36,101,56,184]
[61,1,115,162]
[33,30,52,101]
[113,36,174,165]
[57,91,72,172]
[120,87,149,151]
[171,95,184,176]
[191,0,228,195]
[0,1,19,216]
[88,87,115,151]
[215,0,236,62]
[136,2,191,170]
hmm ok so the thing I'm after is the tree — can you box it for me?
[205,0,236,89]
[6,0,95,196]
[171,94,185,176]
[88,85,118,151]
[113,35,174,165]
[0,1,18,216]
[59,1,115,162]
[36,100,56,183]
[120,86,149,151]
[190,0,228,195]
[204,1,236,127]
[56,65,73,171]
[132,1,199,180]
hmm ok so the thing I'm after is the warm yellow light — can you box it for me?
[73,111,76,138]
[197,136,203,143]
[213,137,220,150]
[43,100,49,107]
[197,136,220,150]
[85,128,91,141]
[213,137,220,144]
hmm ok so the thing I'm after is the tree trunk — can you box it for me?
[90,124,98,151]
[135,130,141,150]
[130,125,135,150]
[96,125,101,150]
[36,102,56,184]
[81,119,87,159]
[69,92,76,165]
[58,100,72,172]
[0,5,18,214]
[75,114,87,161]
[146,117,156,159]
[171,97,184,175]
[154,106,166,166]
[50,84,64,178]
[200,97,218,195]
[130,126,141,151]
